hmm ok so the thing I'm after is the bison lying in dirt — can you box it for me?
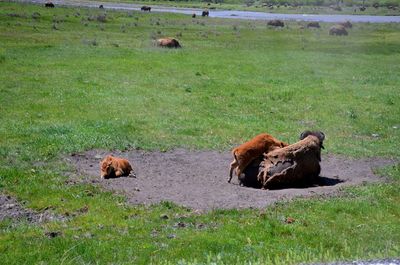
[156,38,181,48]
[329,25,348,36]
[238,131,325,189]
[228,133,288,184]
[257,131,325,189]
[267,19,285,27]
[100,155,134,179]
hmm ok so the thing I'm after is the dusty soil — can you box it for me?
[0,194,64,223]
[67,149,396,210]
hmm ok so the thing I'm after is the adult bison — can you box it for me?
[141,6,151,12]
[257,131,325,189]
[202,10,209,17]
[156,38,181,48]
[329,25,348,36]
[267,19,284,27]
[45,2,55,8]
[338,20,352,28]
[307,22,320,28]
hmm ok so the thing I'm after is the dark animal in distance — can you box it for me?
[99,5,104,9]
[338,20,352,28]
[45,2,55,8]
[267,19,284,27]
[192,13,196,18]
[202,10,209,17]
[141,6,151,12]
[156,38,181,48]
[329,25,348,36]
[307,22,320,28]
[228,133,288,184]
[360,6,366,11]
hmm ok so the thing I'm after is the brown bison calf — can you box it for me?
[228,133,288,183]
[157,38,181,48]
[100,155,134,179]
[329,25,348,36]
[257,131,325,189]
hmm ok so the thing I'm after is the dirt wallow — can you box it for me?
[0,194,65,223]
[67,149,396,211]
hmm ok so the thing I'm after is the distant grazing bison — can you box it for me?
[157,38,181,48]
[192,13,196,18]
[329,25,348,36]
[338,20,352,28]
[307,22,320,28]
[45,2,55,8]
[99,5,104,9]
[202,10,209,17]
[267,19,284,27]
[141,6,151,12]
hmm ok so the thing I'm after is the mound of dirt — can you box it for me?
[67,149,395,210]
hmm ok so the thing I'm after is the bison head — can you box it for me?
[300,130,325,149]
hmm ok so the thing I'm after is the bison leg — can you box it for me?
[115,170,123,177]
[228,159,238,183]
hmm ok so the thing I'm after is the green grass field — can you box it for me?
[92,0,400,15]
[0,2,399,264]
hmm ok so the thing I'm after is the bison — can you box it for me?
[228,133,288,183]
[141,6,151,12]
[329,25,348,36]
[338,20,352,28]
[202,10,209,17]
[100,155,134,179]
[307,22,320,28]
[256,131,325,190]
[192,13,196,18]
[267,19,284,27]
[45,2,55,8]
[99,5,104,9]
[156,38,181,48]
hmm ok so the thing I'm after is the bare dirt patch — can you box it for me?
[67,149,396,210]
[0,194,64,223]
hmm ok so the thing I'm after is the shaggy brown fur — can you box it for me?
[100,155,133,179]
[228,133,288,183]
[257,131,325,189]
[329,25,348,36]
[156,38,181,48]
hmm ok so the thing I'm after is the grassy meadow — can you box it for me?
[93,0,400,15]
[0,2,400,264]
